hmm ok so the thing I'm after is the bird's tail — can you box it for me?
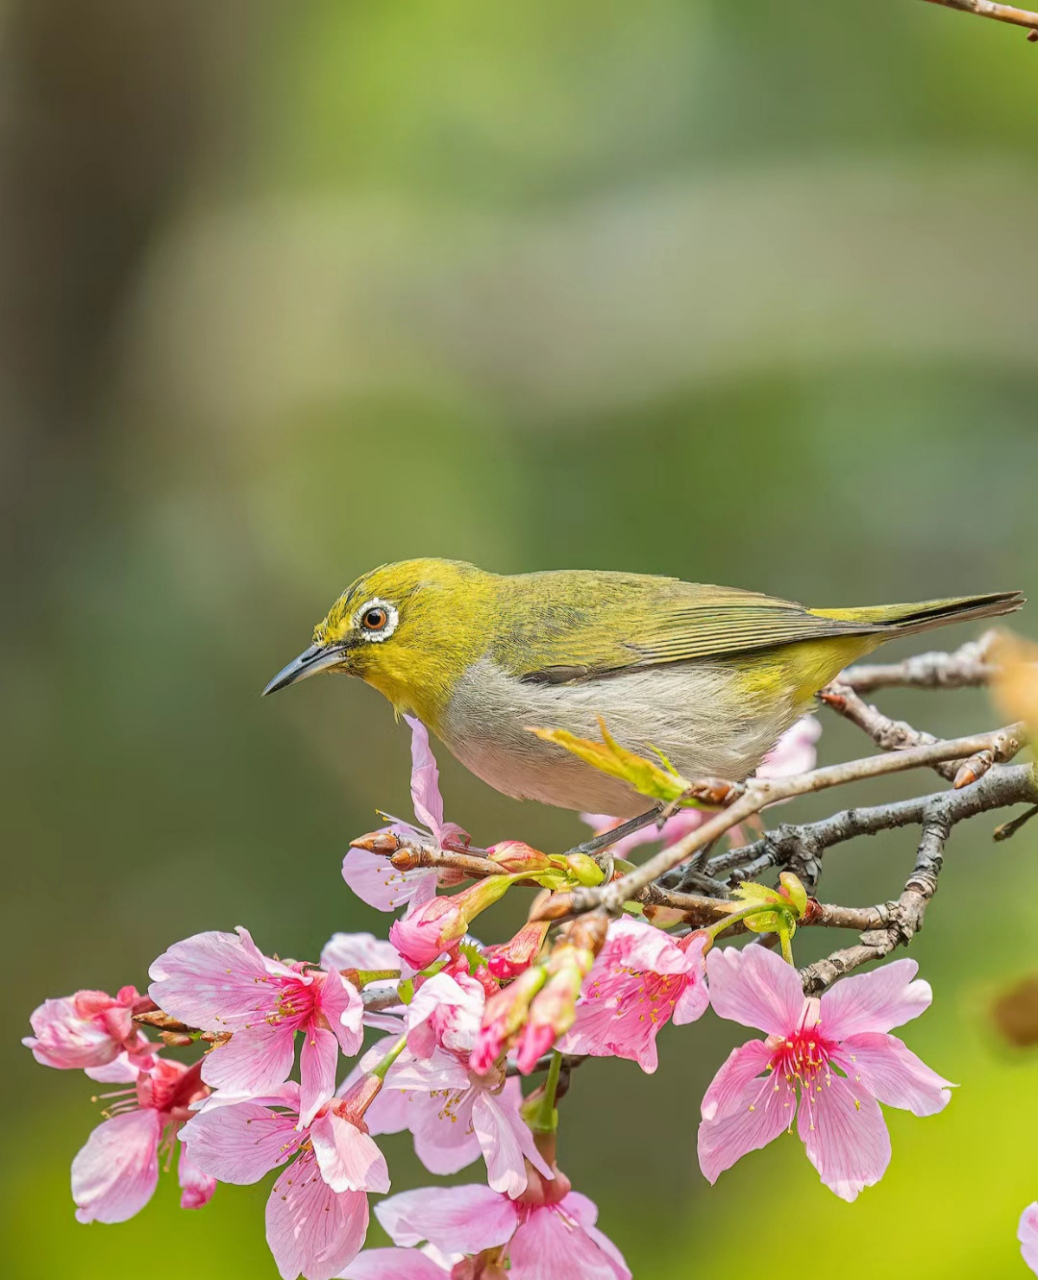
[812,590,1025,638]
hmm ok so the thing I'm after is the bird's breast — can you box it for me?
[438,657,797,817]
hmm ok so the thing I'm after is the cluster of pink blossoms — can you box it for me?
[26,713,959,1277]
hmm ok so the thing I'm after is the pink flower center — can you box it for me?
[591,967,687,1027]
[429,1087,473,1129]
[765,1002,837,1123]
[269,977,316,1027]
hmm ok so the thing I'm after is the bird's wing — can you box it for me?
[492,573,876,684]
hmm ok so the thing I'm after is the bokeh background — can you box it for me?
[5,1,1038,1275]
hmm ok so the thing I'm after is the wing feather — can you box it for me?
[491,574,876,683]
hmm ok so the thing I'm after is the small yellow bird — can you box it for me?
[263,560,1022,818]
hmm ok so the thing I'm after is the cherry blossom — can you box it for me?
[354,973,551,1197]
[24,986,156,1076]
[698,944,953,1201]
[180,1080,388,1280]
[72,1058,213,1223]
[376,1173,630,1280]
[558,918,709,1073]
[148,926,363,1126]
[389,877,515,971]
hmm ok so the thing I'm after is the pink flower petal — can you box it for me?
[411,1091,482,1177]
[180,1098,301,1183]
[310,1112,390,1194]
[558,1191,598,1229]
[797,1072,891,1202]
[360,1084,416,1137]
[472,1086,552,1197]
[385,1046,471,1094]
[405,716,445,839]
[672,936,710,1026]
[200,1023,296,1098]
[148,927,296,1031]
[320,932,402,973]
[341,848,437,913]
[318,969,365,1058]
[338,1249,450,1280]
[509,1204,623,1280]
[375,1185,518,1254]
[705,943,805,1036]
[698,1043,797,1184]
[24,995,122,1070]
[177,1144,217,1210]
[699,1038,775,1122]
[300,1027,340,1129]
[833,1033,953,1117]
[85,1052,142,1084]
[598,917,691,977]
[363,1010,407,1034]
[71,1110,161,1224]
[1019,1203,1038,1274]
[405,971,484,1059]
[819,959,931,1039]
[266,1150,369,1280]
[390,899,465,972]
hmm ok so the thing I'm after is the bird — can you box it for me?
[263,559,1023,820]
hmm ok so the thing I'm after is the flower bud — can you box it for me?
[390,875,518,970]
[484,920,550,979]
[488,841,554,874]
[350,831,402,854]
[470,964,548,1074]
[778,871,808,918]
[514,916,607,1074]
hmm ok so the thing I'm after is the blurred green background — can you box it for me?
[5,1,1038,1275]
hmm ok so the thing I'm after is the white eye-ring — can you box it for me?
[355,598,398,642]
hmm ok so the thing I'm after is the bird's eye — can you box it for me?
[362,607,388,631]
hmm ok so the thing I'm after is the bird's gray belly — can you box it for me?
[439,658,796,817]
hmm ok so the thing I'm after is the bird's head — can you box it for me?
[262,558,495,724]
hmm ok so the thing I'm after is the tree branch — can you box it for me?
[535,722,1027,921]
[799,807,953,992]
[819,681,960,782]
[838,632,1000,692]
[702,760,1037,886]
[920,0,1038,35]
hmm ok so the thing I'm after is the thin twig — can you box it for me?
[839,632,999,692]
[820,682,959,782]
[994,803,1038,841]
[920,0,1038,34]
[799,806,953,993]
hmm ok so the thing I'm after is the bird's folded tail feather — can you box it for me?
[810,590,1025,638]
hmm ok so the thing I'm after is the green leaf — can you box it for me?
[530,717,691,803]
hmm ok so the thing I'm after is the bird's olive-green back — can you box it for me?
[488,569,879,680]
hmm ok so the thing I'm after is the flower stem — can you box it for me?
[528,1050,564,1133]
[702,903,775,941]
[355,968,401,985]
[369,1034,408,1082]
[779,927,795,966]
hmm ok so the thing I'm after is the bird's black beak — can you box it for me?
[262,644,348,696]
